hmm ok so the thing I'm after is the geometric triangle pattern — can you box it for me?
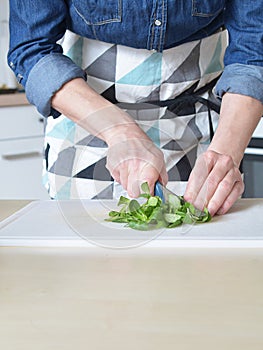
[101,85,118,103]
[167,145,198,181]
[116,51,162,86]
[49,146,76,177]
[204,34,223,75]
[54,179,72,200]
[46,117,75,141]
[145,121,160,147]
[73,157,113,181]
[91,183,114,200]
[76,135,107,148]
[66,37,83,69]
[164,41,201,84]
[160,81,199,118]
[85,45,117,82]
[144,85,161,101]
[43,30,226,199]
[162,139,183,151]
[183,116,203,143]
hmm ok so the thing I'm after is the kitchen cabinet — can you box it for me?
[0,104,49,199]
[0,0,51,200]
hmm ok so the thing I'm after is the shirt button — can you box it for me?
[154,19,162,26]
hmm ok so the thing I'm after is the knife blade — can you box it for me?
[154,181,183,204]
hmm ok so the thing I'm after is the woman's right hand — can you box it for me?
[106,131,168,198]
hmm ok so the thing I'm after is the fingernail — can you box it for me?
[184,193,193,202]
[207,204,215,217]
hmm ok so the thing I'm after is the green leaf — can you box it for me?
[128,199,140,213]
[141,182,150,194]
[164,213,182,224]
[118,196,130,206]
[139,193,151,199]
[128,221,151,231]
[147,196,159,207]
[196,208,212,223]
[183,213,194,224]
[167,194,181,209]
[108,210,120,217]
[168,219,182,228]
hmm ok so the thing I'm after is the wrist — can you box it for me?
[104,122,149,147]
[207,145,243,168]
[208,93,263,167]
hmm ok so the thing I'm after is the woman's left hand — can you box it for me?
[184,150,244,216]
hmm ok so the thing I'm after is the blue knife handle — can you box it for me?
[154,181,165,202]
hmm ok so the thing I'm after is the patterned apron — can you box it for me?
[43,29,228,200]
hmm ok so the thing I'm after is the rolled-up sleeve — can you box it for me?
[25,54,86,117]
[215,63,263,103]
[215,0,263,103]
[8,0,86,117]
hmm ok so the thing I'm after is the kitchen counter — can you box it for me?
[0,199,32,221]
[0,200,263,349]
[0,92,29,107]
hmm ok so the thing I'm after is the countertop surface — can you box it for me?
[0,200,263,350]
[0,199,32,221]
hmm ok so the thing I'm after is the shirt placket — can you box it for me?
[147,0,167,52]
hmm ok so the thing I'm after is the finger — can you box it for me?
[136,148,166,196]
[127,169,141,198]
[185,152,236,209]
[119,162,129,191]
[110,167,120,184]
[184,151,216,202]
[159,164,169,187]
[125,158,149,198]
[139,163,160,196]
[191,161,232,211]
[216,178,244,215]
[205,168,240,215]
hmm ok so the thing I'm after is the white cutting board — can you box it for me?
[0,199,262,248]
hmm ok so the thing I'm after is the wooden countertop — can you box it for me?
[0,200,263,349]
[0,200,32,221]
[0,246,263,349]
[0,92,29,107]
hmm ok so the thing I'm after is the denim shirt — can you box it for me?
[8,0,263,117]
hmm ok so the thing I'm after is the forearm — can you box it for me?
[51,77,147,145]
[208,93,263,166]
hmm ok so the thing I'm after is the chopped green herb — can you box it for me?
[105,182,211,230]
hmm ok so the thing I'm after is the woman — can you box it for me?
[8,1,263,216]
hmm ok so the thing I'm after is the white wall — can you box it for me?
[0,0,9,21]
[0,0,17,88]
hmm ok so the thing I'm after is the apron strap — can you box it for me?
[117,77,221,142]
